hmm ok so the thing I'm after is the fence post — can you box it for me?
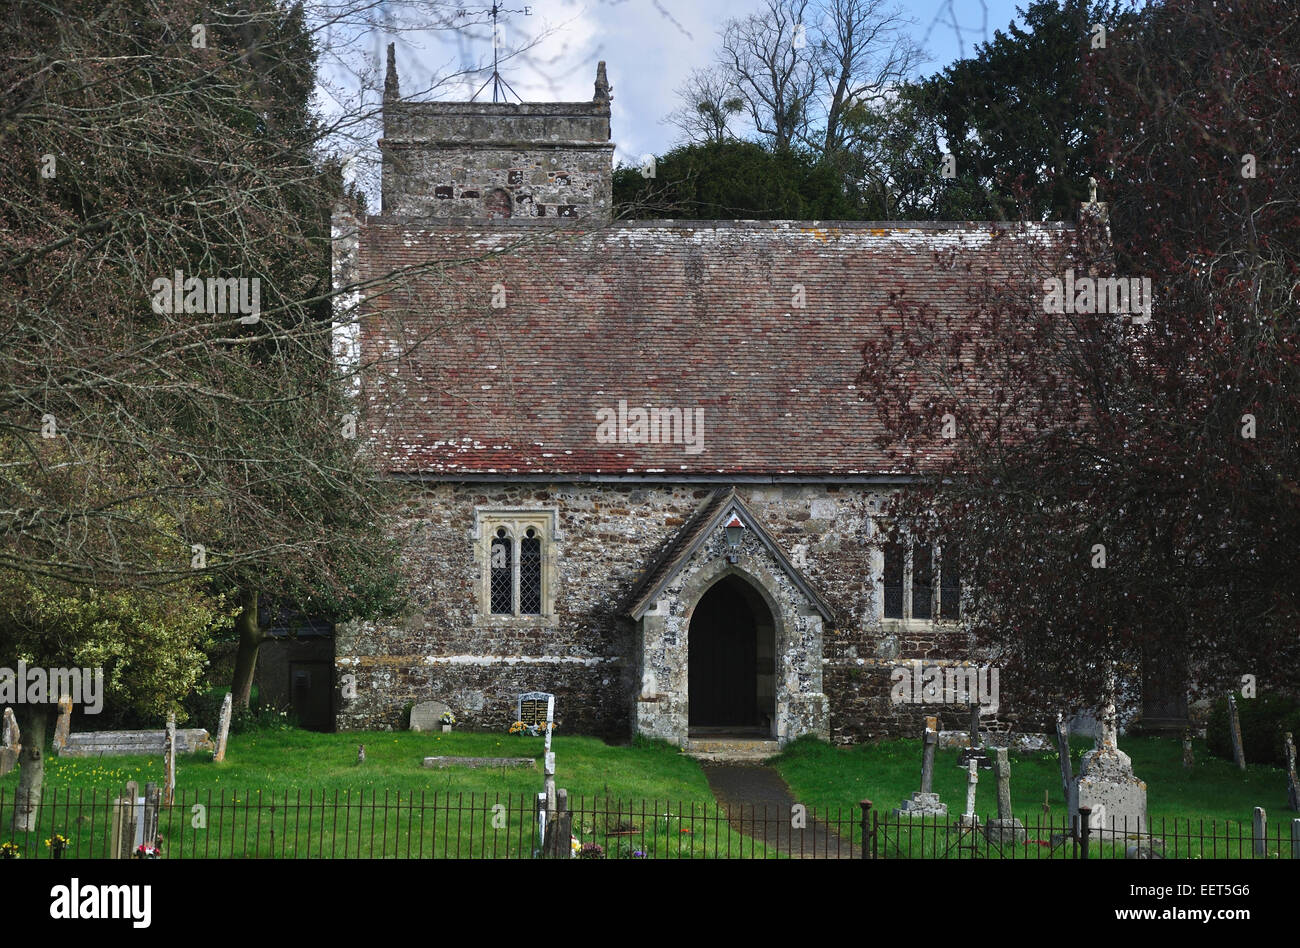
[1078,805,1091,860]
[859,800,872,860]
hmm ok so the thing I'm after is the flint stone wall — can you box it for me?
[336,482,1018,741]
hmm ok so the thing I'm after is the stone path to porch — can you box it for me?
[701,762,856,858]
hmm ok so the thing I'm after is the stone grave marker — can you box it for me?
[110,780,141,860]
[1055,711,1075,813]
[0,707,18,777]
[163,713,176,807]
[409,699,450,732]
[960,759,980,828]
[1284,732,1299,812]
[1074,694,1147,839]
[1182,728,1195,768]
[892,716,947,818]
[1227,694,1246,770]
[985,746,1026,844]
[52,694,73,752]
[517,691,555,732]
[214,692,233,762]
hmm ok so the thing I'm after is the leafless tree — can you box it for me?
[665,66,746,144]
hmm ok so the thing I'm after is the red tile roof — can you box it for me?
[353,218,1074,476]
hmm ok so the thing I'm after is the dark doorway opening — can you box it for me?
[688,574,775,732]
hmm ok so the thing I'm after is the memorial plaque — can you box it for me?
[517,692,554,728]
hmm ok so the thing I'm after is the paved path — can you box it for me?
[701,762,856,858]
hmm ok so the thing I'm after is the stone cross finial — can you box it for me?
[594,61,610,102]
[1088,176,1097,203]
[384,42,400,101]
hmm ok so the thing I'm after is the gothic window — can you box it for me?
[476,511,554,618]
[490,528,513,614]
[883,542,905,619]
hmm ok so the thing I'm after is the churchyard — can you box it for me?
[3,715,1295,859]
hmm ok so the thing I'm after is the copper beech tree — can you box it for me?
[855,0,1300,720]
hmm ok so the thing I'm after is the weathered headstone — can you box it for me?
[213,692,232,763]
[959,759,980,828]
[409,699,450,732]
[1074,693,1147,839]
[1283,732,1299,812]
[985,746,1026,845]
[142,782,161,852]
[542,787,572,859]
[1253,806,1267,858]
[162,713,176,807]
[1291,819,1300,860]
[110,780,141,860]
[0,707,18,777]
[1182,728,1195,769]
[1,707,17,748]
[892,716,948,818]
[59,728,212,757]
[1055,711,1075,812]
[52,694,73,752]
[1227,694,1246,771]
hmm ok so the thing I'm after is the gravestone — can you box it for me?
[0,708,18,777]
[1054,711,1075,812]
[1182,728,1195,768]
[1283,732,1299,812]
[1074,696,1147,839]
[892,716,948,818]
[52,694,73,751]
[163,713,176,807]
[409,699,450,732]
[517,692,555,729]
[60,728,212,757]
[959,759,980,829]
[985,746,1026,844]
[110,780,141,860]
[1253,807,1267,858]
[214,692,232,763]
[1227,694,1246,770]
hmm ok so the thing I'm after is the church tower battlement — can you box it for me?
[379,45,614,221]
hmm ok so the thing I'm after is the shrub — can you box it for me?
[1206,693,1300,767]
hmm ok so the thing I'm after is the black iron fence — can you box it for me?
[2,788,1297,859]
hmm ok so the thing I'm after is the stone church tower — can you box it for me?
[378,44,614,221]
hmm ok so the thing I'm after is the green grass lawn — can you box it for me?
[772,734,1297,859]
[0,729,773,859]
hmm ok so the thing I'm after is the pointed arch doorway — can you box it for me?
[688,574,776,735]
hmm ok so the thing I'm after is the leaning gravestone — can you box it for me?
[163,713,176,807]
[985,747,1026,845]
[893,716,948,818]
[213,693,232,763]
[409,699,450,732]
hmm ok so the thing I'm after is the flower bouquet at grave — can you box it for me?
[0,841,20,859]
[134,841,161,860]
[440,711,456,731]
[45,834,70,859]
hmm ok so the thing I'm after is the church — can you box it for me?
[329,50,1085,751]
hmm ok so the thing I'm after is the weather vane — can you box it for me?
[456,3,533,103]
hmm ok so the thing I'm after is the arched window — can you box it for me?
[519,527,542,614]
[485,188,512,219]
[490,527,513,614]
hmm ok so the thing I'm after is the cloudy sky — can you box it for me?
[368,0,1028,164]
